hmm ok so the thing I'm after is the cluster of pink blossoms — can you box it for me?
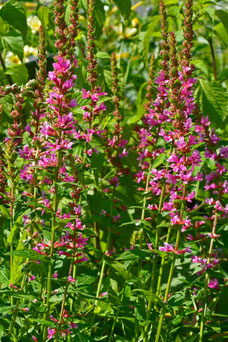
[17,48,92,339]
[135,30,227,292]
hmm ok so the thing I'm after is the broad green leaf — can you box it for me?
[116,249,150,261]
[103,69,112,89]
[0,290,35,301]
[173,314,183,325]
[49,293,64,303]
[133,289,156,300]
[6,249,48,261]
[7,224,18,244]
[0,305,14,314]
[216,10,228,33]
[31,319,56,328]
[198,80,228,129]
[169,292,185,307]
[38,6,49,27]
[0,0,27,38]
[0,205,10,219]
[152,153,167,169]
[138,16,160,66]
[9,231,27,285]
[0,266,9,286]
[94,0,105,37]
[91,152,105,173]
[96,52,111,59]
[135,81,147,122]
[1,31,24,61]
[112,0,132,19]
[0,16,8,35]
[5,64,28,85]
[193,59,209,77]
[214,22,228,46]
[77,271,97,287]
[164,0,179,4]
[110,261,133,280]
[79,0,87,10]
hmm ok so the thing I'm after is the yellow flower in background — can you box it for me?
[113,24,137,39]
[23,45,38,63]
[27,15,41,34]
[5,52,21,66]
[115,52,130,60]
[131,17,139,27]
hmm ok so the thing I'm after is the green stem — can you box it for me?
[143,182,166,341]
[155,228,181,342]
[155,183,186,342]
[54,281,70,341]
[139,163,152,250]
[91,189,115,332]
[199,214,217,342]
[43,150,61,340]
[108,286,125,342]
[9,170,14,306]
[8,275,26,337]
[208,37,217,81]
[156,227,171,296]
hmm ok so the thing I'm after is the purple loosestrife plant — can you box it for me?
[0,0,226,341]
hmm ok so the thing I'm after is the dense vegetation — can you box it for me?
[0,0,227,341]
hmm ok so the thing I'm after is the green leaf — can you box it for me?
[0,16,8,35]
[133,289,156,300]
[214,22,228,46]
[94,0,105,37]
[0,305,14,314]
[38,6,49,27]
[198,80,228,129]
[116,249,150,261]
[91,152,105,172]
[111,261,133,280]
[112,0,131,18]
[5,64,28,85]
[77,270,97,287]
[0,290,35,301]
[138,16,160,66]
[96,52,111,59]
[9,231,27,285]
[193,60,209,77]
[7,224,18,244]
[130,81,147,124]
[1,31,24,61]
[216,10,228,33]
[152,153,166,168]
[0,266,9,286]
[0,205,10,219]
[6,249,47,261]
[31,319,56,328]
[0,0,27,38]
[173,314,183,325]
[168,292,185,307]
[49,293,64,303]
[79,0,87,10]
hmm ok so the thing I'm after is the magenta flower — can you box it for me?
[159,243,191,255]
[67,276,76,283]
[208,278,219,289]
[47,328,56,339]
